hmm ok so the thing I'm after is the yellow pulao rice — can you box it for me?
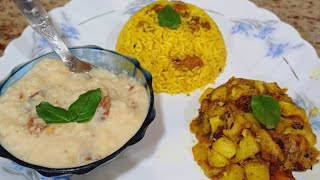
[116,1,227,94]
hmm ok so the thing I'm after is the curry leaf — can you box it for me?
[36,102,70,124]
[251,95,281,129]
[157,5,181,29]
[67,88,102,123]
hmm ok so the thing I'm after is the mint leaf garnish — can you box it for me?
[36,102,70,124]
[157,5,181,29]
[67,88,102,123]
[36,88,102,124]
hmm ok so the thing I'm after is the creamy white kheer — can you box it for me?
[0,58,149,168]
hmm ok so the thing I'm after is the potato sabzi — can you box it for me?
[190,77,319,180]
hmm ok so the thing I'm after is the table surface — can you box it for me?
[0,0,319,56]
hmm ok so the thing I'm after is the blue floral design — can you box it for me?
[230,19,299,59]
[310,115,320,131]
[254,25,276,39]
[231,22,253,36]
[231,20,276,39]
[2,162,71,180]
[266,43,289,58]
[38,37,51,49]
[294,97,309,113]
[11,162,25,171]
[41,175,71,180]
[294,95,320,131]
[61,23,80,39]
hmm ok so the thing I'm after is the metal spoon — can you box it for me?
[13,0,92,73]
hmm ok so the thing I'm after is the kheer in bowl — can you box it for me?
[0,46,155,176]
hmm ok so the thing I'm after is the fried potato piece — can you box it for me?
[256,129,284,162]
[219,164,245,180]
[210,86,227,101]
[192,143,209,161]
[198,160,223,178]
[223,114,251,143]
[208,150,230,168]
[199,88,214,102]
[212,136,237,159]
[279,101,307,121]
[209,116,224,135]
[244,160,270,180]
[234,130,260,163]
[190,115,211,136]
[243,113,261,133]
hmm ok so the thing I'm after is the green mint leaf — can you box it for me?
[36,88,102,124]
[36,102,70,124]
[157,5,181,29]
[251,95,281,129]
[67,88,102,123]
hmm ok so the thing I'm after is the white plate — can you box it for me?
[0,0,319,179]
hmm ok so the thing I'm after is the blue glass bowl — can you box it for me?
[0,46,156,177]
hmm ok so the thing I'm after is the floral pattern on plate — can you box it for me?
[231,19,303,58]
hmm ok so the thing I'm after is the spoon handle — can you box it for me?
[13,0,74,68]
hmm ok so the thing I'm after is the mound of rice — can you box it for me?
[116,1,226,94]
